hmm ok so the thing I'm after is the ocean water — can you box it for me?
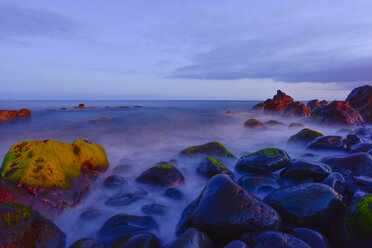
[0,100,365,245]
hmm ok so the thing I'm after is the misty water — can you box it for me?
[0,100,365,246]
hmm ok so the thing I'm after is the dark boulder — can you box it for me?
[180,142,235,158]
[350,143,372,153]
[288,228,331,248]
[176,174,281,244]
[264,120,285,127]
[280,159,332,182]
[141,203,170,216]
[287,128,324,146]
[358,101,372,123]
[0,203,66,248]
[310,101,363,125]
[307,99,328,111]
[197,156,232,178]
[350,127,372,143]
[307,135,344,150]
[224,240,248,248]
[345,134,363,147]
[288,122,304,128]
[238,175,280,195]
[165,228,215,248]
[283,102,311,117]
[69,238,105,248]
[236,148,290,173]
[0,108,31,121]
[265,183,345,232]
[321,153,372,177]
[244,119,264,129]
[242,231,310,248]
[106,187,147,207]
[112,233,161,248]
[136,164,185,186]
[164,187,185,201]
[103,175,127,188]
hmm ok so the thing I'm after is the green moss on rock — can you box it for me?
[249,148,280,157]
[154,164,175,169]
[180,142,235,158]
[0,139,109,189]
[287,128,324,145]
[1,203,31,227]
[346,195,372,242]
[206,156,227,170]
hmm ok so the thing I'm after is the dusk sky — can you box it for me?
[0,0,370,100]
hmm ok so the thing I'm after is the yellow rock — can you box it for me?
[1,139,108,189]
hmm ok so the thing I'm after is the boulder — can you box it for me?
[136,164,185,186]
[69,238,105,248]
[242,231,310,248]
[141,203,170,216]
[224,240,248,248]
[280,159,332,182]
[0,203,66,248]
[263,90,294,113]
[112,233,161,248]
[103,175,127,188]
[244,119,264,129]
[350,127,372,143]
[345,134,363,147]
[287,128,324,146]
[288,122,304,128]
[307,135,345,150]
[283,102,311,117]
[236,148,290,173]
[0,108,31,121]
[310,101,363,125]
[346,85,372,109]
[358,101,372,123]
[176,174,281,244]
[0,139,108,216]
[197,156,232,178]
[252,102,265,111]
[321,153,372,178]
[165,228,215,248]
[263,120,285,127]
[287,228,331,248]
[307,100,328,111]
[106,187,147,207]
[238,175,280,195]
[265,183,345,232]
[180,142,235,158]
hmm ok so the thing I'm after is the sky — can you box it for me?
[0,0,371,100]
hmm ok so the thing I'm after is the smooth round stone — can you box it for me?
[136,164,185,186]
[307,135,345,150]
[103,175,127,188]
[106,187,147,207]
[321,153,372,177]
[289,228,331,248]
[164,187,185,201]
[345,134,363,147]
[69,238,105,248]
[165,228,214,248]
[238,175,280,195]
[280,159,331,182]
[224,240,248,248]
[197,156,232,178]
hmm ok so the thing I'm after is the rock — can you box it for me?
[98,214,158,245]
[265,183,345,232]
[0,139,108,216]
[176,174,281,244]
[236,148,290,173]
[164,187,185,201]
[136,164,185,186]
[350,127,372,143]
[90,117,110,124]
[344,195,372,248]
[358,101,372,123]
[242,231,310,248]
[224,240,248,248]
[264,120,285,127]
[165,228,215,248]
[346,85,372,120]
[112,164,133,174]
[310,101,363,125]
[307,135,344,150]
[0,203,66,248]
[69,238,105,248]
[117,106,129,109]
[321,153,372,177]
[0,108,31,121]
[134,105,143,108]
[238,175,280,195]
[288,122,304,128]
[322,172,345,192]
[103,175,127,188]
[307,99,328,111]
[141,203,170,216]
[282,102,311,117]
[112,233,161,248]
[263,90,294,113]
[280,159,332,182]
[350,143,372,153]
[79,209,103,220]
[106,187,147,207]
[180,142,235,158]
[287,128,324,146]
[225,110,237,115]
[197,156,232,178]
[78,104,85,108]
[288,228,331,248]
[345,134,363,147]
[252,102,265,111]
[244,119,264,129]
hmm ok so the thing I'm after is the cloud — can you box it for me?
[0,3,77,39]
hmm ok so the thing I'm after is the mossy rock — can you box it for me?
[180,142,235,158]
[136,164,185,186]
[197,156,232,178]
[243,119,264,128]
[287,128,324,145]
[345,195,372,246]
[1,139,109,189]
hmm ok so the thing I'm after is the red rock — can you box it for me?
[283,102,311,117]
[264,90,294,113]
[0,109,31,121]
[244,119,264,128]
[310,101,363,125]
[307,99,328,111]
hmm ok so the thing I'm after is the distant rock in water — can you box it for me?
[307,99,328,111]
[136,164,185,186]
[346,85,372,123]
[264,120,285,127]
[283,102,311,117]
[289,122,304,128]
[180,142,235,158]
[310,101,363,125]
[0,108,31,122]
[134,105,143,108]
[0,203,66,248]
[264,90,294,112]
[243,119,264,129]
[0,139,108,217]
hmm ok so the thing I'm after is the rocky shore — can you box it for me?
[0,85,372,248]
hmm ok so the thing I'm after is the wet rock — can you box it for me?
[236,148,290,173]
[346,85,372,110]
[176,174,281,244]
[350,142,372,153]
[287,228,331,248]
[287,128,324,146]
[69,238,105,248]
[350,127,372,143]
[112,164,133,174]
[224,240,248,248]
[106,187,147,207]
[0,139,109,216]
[164,187,185,201]
[263,90,294,113]
[197,156,232,178]
[322,173,345,194]
[310,101,363,125]
[141,203,170,216]
[252,102,265,111]
[103,175,127,188]
[112,233,161,248]
[0,203,66,248]
[345,134,363,147]
[307,135,344,150]
[244,119,265,129]
[134,105,143,108]
[79,209,103,220]
[283,102,311,117]
[321,153,372,177]
[358,101,372,123]
[307,99,328,111]
[136,164,185,186]
[242,231,310,248]
[98,214,158,245]
[165,228,215,248]
[265,183,345,232]
[238,175,280,195]
[280,159,332,182]
[225,110,238,115]
[180,142,235,158]
[352,175,372,193]
[264,120,285,127]
[288,122,304,128]
[0,108,31,121]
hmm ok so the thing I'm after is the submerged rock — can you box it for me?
[164,187,185,201]
[0,108,31,121]
[141,203,170,216]
[321,153,372,178]
[244,119,264,129]
[176,174,281,244]
[287,128,324,146]
[197,156,232,178]
[280,159,332,182]
[0,139,109,216]
[0,203,66,248]
[236,148,290,173]
[238,175,280,195]
[265,183,345,232]
[106,187,147,207]
[103,175,127,188]
[69,238,105,248]
[310,101,363,125]
[264,120,285,127]
[349,143,372,153]
[165,228,215,248]
[288,122,304,128]
[350,127,372,143]
[180,142,235,158]
[307,135,344,150]
[136,164,185,186]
